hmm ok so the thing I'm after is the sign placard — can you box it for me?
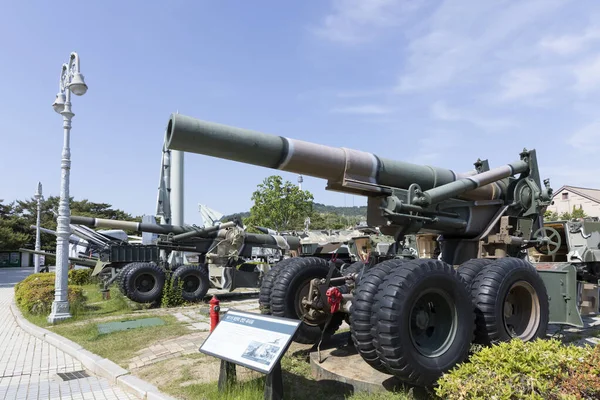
[200,309,300,375]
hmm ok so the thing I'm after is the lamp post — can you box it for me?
[34,182,43,274]
[48,52,88,324]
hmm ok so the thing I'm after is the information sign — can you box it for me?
[200,309,300,375]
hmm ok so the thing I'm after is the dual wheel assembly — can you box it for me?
[350,256,549,386]
[259,256,549,387]
[116,262,211,304]
[259,256,359,344]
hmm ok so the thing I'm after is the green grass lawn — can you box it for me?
[139,350,424,400]
[19,282,190,367]
[16,280,432,399]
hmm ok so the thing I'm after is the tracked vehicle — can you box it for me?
[164,112,599,386]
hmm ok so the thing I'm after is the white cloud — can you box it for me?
[498,68,549,101]
[311,0,423,44]
[541,164,600,190]
[330,104,392,114]
[572,54,600,93]
[404,129,463,165]
[540,28,600,55]
[335,88,390,98]
[395,0,569,93]
[567,120,600,152]
[431,101,517,131]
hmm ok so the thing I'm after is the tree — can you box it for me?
[0,196,142,252]
[544,205,587,221]
[307,212,362,230]
[0,200,30,250]
[243,175,314,232]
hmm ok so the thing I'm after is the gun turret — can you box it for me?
[165,113,553,264]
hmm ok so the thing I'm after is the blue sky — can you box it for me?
[2,0,600,226]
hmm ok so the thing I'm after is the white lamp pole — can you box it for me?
[48,52,88,324]
[34,182,43,274]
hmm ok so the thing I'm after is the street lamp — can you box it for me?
[48,52,88,324]
[34,182,43,274]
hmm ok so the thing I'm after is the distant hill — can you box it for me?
[312,202,367,216]
[222,202,367,222]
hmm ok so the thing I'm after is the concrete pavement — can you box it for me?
[0,267,139,400]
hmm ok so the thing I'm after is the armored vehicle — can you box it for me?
[67,215,300,305]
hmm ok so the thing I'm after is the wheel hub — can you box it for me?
[503,280,541,341]
[135,273,155,293]
[183,276,200,291]
[409,289,458,358]
[415,309,430,330]
[296,279,328,326]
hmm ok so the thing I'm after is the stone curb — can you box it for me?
[9,300,178,400]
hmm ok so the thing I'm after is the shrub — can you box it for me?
[68,268,93,286]
[547,344,600,399]
[435,338,592,400]
[161,272,185,308]
[14,272,87,315]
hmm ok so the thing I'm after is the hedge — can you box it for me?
[435,338,600,399]
[14,273,86,315]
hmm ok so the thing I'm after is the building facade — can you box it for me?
[546,185,600,218]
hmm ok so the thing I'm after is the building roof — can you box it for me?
[553,185,600,204]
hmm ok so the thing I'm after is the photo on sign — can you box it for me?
[241,338,282,366]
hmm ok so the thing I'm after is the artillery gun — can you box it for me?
[256,224,418,269]
[163,112,600,386]
[19,223,136,270]
[68,215,301,305]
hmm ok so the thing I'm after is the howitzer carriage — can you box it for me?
[163,112,600,387]
[51,216,302,305]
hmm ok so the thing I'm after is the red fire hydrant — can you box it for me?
[209,295,220,332]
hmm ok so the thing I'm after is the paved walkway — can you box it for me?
[0,267,139,400]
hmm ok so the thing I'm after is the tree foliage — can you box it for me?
[544,205,587,221]
[307,212,363,230]
[0,196,141,252]
[243,175,314,232]
[0,200,30,250]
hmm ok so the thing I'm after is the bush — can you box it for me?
[435,338,595,400]
[547,344,600,399]
[68,268,93,286]
[161,272,185,308]
[14,272,87,315]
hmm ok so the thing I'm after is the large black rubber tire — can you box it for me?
[123,262,166,304]
[342,261,365,275]
[470,257,549,345]
[271,257,345,344]
[116,263,140,295]
[457,258,495,289]
[172,264,210,302]
[350,259,407,373]
[373,259,476,387]
[258,258,300,315]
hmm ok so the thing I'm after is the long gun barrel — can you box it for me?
[165,113,524,202]
[163,113,553,265]
[69,216,235,238]
[69,215,301,251]
[30,225,86,247]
